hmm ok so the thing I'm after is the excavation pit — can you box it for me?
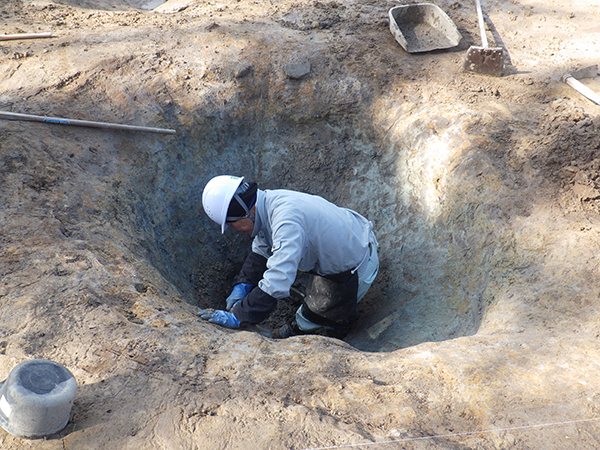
[33,95,511,353]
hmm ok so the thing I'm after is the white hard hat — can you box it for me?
[202,175,245,233]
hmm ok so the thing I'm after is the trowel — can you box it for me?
[562,65,600,106]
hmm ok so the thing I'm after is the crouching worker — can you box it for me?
[198,175,379,339]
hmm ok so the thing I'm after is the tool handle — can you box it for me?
[475,0,489,49]
[0,32,52,41]
[563,76,600,106]
[0,111,176,134]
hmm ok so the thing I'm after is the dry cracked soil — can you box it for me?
[1,0,600,449]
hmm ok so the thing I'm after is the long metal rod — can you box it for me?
[0,110,176,134]
[0,32,53,41]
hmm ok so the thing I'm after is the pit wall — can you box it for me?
[347,101,520,351]
[347,95,600,351]
[111,90,563,353]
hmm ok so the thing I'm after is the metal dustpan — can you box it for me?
[389,3,461,53]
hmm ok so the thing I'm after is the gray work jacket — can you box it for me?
[250,189,372,300]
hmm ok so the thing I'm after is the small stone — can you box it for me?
[285,62,311,80]
[134,283,148,293]
[234,64,253,79]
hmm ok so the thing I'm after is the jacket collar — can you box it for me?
[251,189,265,238]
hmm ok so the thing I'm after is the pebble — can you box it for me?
[285,62,311,80]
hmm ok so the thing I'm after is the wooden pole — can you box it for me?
[0,111,177,135]
[0,32,53,41]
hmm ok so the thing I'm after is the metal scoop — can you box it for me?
[463,0,504,77]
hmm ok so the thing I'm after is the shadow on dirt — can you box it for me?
[48,0,166,11]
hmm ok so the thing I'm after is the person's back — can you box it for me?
[253,189,371,281]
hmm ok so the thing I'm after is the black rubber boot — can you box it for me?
[272,319,349,340]
[272,320,302,339]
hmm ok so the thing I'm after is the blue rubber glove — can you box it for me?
[226,283,253,311]
[198,309,241,328]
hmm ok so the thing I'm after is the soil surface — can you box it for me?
[1,0,600,449]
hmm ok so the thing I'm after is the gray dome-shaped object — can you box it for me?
[0,359,77,439]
